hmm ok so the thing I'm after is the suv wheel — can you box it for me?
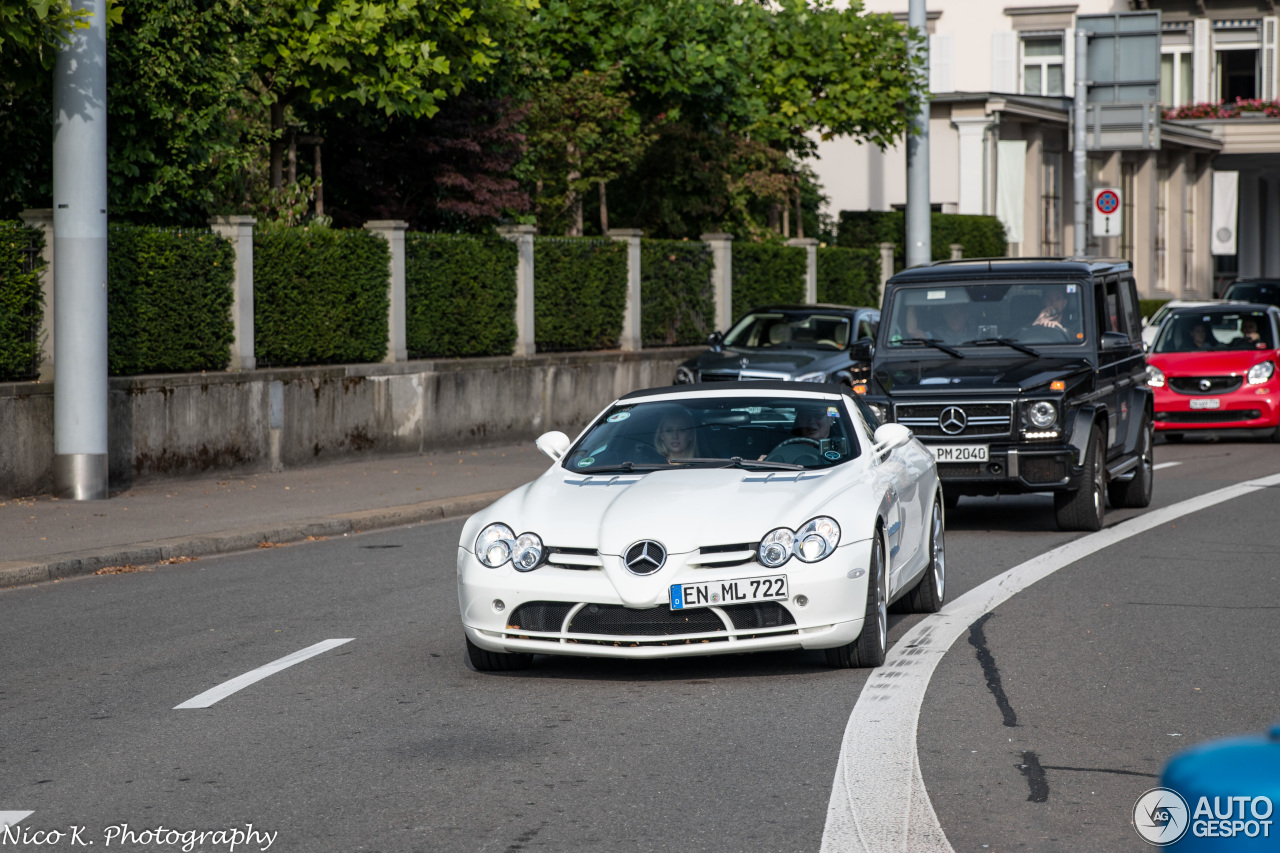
[1108,414,1154,508]
[1055,425,1106,532]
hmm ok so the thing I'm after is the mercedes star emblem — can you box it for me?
[624,540,667,575]
[938,406,968,435]
[740,357,750,369]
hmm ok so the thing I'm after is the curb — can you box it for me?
[0,489,510,591]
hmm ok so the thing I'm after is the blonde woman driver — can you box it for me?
[654,409,700,463]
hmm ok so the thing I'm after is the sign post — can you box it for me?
[1092,188,1122,238]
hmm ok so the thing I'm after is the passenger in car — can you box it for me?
[1234,318,1266,348]
[654,410,701,463]
[1189,322,1216,350]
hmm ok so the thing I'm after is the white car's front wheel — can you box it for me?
[825,530,888,669]
[466,636,533,672]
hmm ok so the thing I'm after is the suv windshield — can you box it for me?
[1223,282,1280,308]
[1153,309,1274,353]
[885,283,1086,348]
[565,397,860,473]
[724,311,852,350]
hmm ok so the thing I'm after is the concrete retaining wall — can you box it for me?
[0,348,698,497]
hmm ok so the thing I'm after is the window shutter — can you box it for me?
[992,31,1018,94]
[1193,19,1211,103]
[1264,17,1278,101]
[930,34,954,93]
[1062,28,1075,97]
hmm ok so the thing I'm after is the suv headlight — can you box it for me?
[1146,364,1166,388]
[475,523,515,568]
[1247,361,1274,386]
[794,371,826,383]
[757,517,841,567]
[1024,400,1057,429]
[674,365,697,385]
[867,402,889,423]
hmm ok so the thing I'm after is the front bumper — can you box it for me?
[457,539,872,659]
[928,443,1080,495]
[1153,385,1280,432]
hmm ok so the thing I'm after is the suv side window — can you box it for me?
[1119,278,1141,341]
[1096,277,1127,335]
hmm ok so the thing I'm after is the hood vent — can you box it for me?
[742,471,828,483]
[563,475,644,486]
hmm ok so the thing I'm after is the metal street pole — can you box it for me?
[1073,28,1088,257]
[53,0,109,500]
[905,0,931,268]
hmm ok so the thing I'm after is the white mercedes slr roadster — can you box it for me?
[457,382,945,671]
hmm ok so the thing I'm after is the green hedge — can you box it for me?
[534,237,627,352]
[0,221,45,381]
[731,242,805,322]
[405,234,517,358]
[254,225,389,367]
[816,246,880,308]
[641,239,715,346]
[1140,299,1171,320]
[836,211,1008,272]
[107,225,235,375]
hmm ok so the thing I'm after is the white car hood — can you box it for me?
[487,465,869,556]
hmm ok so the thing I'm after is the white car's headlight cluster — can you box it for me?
[757,516,841,567]
[475,523,544,571]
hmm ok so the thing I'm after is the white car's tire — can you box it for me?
[897,494,946,614]
[825,530,888,669]
[466,636,532,672]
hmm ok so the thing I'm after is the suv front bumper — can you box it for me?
[927,443,1083,495]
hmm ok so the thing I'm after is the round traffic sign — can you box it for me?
[1096,190,1119,215]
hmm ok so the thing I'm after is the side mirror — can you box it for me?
[535,431,571,462]
[849,339,874,361]
[707,330,725,352]
[1140,315,1150,328]
[872,423,912,458]
[1100,331,1130,352]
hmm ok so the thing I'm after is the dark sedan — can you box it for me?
[674,304,879,388]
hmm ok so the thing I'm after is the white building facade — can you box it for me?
[813,0,1280,297]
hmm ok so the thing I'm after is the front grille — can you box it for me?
[507,602,575,633]
[1020,457,1067,483]
[936,463,983,478]
[1169,376,1242,395]
[895,401,1014,438]
[1157,409,1262,424]
[699,371,739,382]
[569,604,725,636]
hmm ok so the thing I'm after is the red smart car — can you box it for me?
[1146,303,1280,441]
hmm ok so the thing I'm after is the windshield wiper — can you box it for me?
[573,462,671,474]
[963,337,1041,358]
[668,457,806,471]
[895,337,965,359]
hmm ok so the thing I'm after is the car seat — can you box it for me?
[768,324,792,346]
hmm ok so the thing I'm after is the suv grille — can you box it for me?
[1169,376,1242,395]
[895,401,1014,438]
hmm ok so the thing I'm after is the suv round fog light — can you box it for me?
[793,594,809,607]
[492,599,505,613]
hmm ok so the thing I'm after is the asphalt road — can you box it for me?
[2,436,1278,853]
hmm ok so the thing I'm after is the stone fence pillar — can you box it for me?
[497,225,536,356]
[209,215,257,370]
[950,243,964,260]
[19,208,55,380]
[701,233,733,332]
[788,237,819,303]
[608,228,643,351]
[879,241,895,300]
[363,220,408,363]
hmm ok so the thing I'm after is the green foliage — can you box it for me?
[816,246,880,308]
[836,211,1008,271]
[0,0,96,94]
[405,233,517,357]
[640,239,714,346]
[0,220,45,381]
[254,224,389,366]
[731,242,806,322]
[1140,299,1171,320]
[534,237,626,352]
[106,225,235,375]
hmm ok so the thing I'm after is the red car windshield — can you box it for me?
[1153,310,1273,354]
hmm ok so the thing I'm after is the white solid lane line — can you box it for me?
[0,812,34,829]
[174,639,354,710]
[820,471,1280,853]
[1153,461,1183,470]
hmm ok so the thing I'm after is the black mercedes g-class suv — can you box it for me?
[856,258,1153,531]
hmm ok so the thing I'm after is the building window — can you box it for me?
[1022,35,1064,96]
[1214,20,1262,102]
[1041,153,1062,256]
[1155,165,1169,290]
[1160,51,1194,107]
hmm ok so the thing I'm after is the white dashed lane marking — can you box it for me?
[1153,461,1183,471]
[175,639,354,709]
[0,812,33,829]
[820,471,1280,853]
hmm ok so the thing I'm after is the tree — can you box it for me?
[0,0,91,94]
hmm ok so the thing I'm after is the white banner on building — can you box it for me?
[996,140,1026,244]
[1211,171,1238,256]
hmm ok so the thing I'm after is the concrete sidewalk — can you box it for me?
[0,442,550,589]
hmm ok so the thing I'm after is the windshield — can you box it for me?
[564,397,861,473]
[723,311,852,350]
[1153,309,1274,353]
[885,283,1086,348]
[1223,282,1280,307]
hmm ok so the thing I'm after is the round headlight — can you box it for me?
[674,366,697,385]
[795,516,841,563]
[1146,364,1166,388]
[1247,361,1275,386]
[1027,401,1057,429]
[511,532,544,572]
[758,528,795,568]
[475,523,515,568]
[868,403,888,423]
